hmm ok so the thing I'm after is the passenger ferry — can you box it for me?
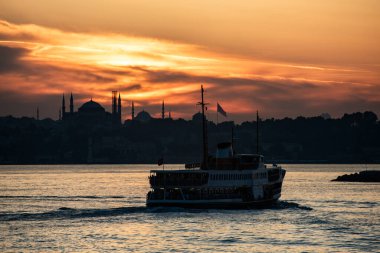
[146,86,286,208]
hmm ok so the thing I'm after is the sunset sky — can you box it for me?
[0,0,379,122]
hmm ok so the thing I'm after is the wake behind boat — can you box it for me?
[146,85,286,208]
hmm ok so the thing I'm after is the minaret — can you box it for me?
[36,107,39,120]
[131,101,135,120]
[59,108,62,121]
[162,100,165,119]
[62,94,66,120]
[112,91,117,116]
[118,93,122,124]
[70,93,74,114]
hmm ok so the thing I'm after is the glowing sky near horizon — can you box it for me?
[0,0,379,122]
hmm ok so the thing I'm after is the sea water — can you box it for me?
[0,164,379,252]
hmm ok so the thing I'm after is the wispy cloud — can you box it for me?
[0,19,379,121]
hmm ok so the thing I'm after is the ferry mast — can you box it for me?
[198,85,209,169]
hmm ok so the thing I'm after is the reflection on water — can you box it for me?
[0,164,379,252]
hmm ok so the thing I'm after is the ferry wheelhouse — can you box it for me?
[146,86,286,208]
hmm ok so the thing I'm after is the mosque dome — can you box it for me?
[78,99,105,113]
[135,110,152,122]
[192,112,203,122]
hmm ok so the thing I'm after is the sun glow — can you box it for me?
[0,16,379,121]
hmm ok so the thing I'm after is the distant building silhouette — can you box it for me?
[321,113,331,120]
[135,110,152,122]
[70,93,74,114]
[111,90,122,125]
[162,100,165,119]
[131,101,135,120]
[62,94,66,119]
[192,112,203,122]
[61,91,123,126]
[118,93,122,124]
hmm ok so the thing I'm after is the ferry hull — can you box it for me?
[147,196,280,209]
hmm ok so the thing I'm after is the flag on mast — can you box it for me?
[217,103,227,117]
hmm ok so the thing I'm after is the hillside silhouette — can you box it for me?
[0,111,379,164]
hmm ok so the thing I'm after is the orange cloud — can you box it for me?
[0,19,379,122]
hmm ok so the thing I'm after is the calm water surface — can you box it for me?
[0,164,379,252]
